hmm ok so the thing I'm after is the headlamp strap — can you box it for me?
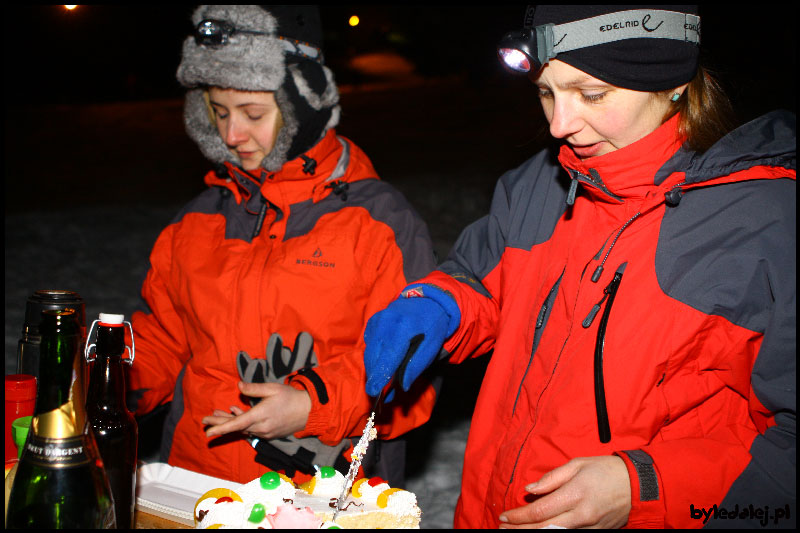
[553,9,700,53]
[523,5,536,29]
[546,10,701,62]
[535,24,556,67]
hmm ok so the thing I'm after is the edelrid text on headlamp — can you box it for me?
[498,8,700,74]
[194,19,324,63]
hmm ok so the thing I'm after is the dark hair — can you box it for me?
[661,65,734,153]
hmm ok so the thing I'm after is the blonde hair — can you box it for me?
[203,89,216,126]
[661,65,734,153]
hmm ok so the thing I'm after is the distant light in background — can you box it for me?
[64,5,78,10]
[348,15,360,27]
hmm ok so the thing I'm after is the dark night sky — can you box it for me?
[3,5,797,120]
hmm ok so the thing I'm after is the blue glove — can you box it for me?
[364,284,461,398]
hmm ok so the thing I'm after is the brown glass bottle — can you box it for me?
[85,313,138,529]
[7,308,116,528]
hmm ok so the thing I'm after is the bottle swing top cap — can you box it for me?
[98,313,124,325]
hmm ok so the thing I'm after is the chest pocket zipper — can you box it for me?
[511,269,564,417]
[583,262,628,443]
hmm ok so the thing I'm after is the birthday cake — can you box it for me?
[194,466,421,529]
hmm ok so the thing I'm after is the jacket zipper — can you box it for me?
[591,213,640,282]
[507,271,565,490]
[511,270,564,417]
[584,262,627,443]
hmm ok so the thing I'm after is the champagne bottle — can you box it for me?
[6,308,116,529]
[85,313,138,529]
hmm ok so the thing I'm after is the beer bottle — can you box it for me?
[7,308,116,528]
[85,313,138,529]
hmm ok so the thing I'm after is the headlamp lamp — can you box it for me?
[194,19,258,46]
[497,7,700,74]
[194,19,324,63]
[497,24,555,74]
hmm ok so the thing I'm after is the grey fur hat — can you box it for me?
[177,5,340,172]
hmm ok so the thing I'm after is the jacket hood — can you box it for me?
[655,109,797,186]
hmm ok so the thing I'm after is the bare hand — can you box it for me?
[201,381,312,440]
[498,456,631,529]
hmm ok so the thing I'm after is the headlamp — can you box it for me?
[497,7,700,74]
[194,19,259,46]
[497,24,555,74]
[194,19,324,63]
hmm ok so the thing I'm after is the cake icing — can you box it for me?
[194,466,421,529]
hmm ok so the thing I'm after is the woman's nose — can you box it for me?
[224,117,248,147]
[548,97,582,140]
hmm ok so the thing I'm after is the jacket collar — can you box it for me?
[204,129,370,208]
[557,113,685,203]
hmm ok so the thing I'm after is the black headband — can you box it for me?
[504,5,700,91]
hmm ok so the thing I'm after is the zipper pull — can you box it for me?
[566,178,579,206]
[591,265,604,283]
[582,263,628,328]
[582,302,603,328]
[252,196,268,239]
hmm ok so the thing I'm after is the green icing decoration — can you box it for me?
[248,503,266,523]
[260,471,281,490]
[320,466,336,479]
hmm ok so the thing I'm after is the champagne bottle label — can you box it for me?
[24,433,91,469]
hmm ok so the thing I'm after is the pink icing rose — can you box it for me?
[266,503,322,529]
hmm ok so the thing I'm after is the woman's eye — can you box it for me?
[537,88,553,99]
[247,114,264,121]
[582,92,606,103]
[213,108,228,119]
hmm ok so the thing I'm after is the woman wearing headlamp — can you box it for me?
[127,5,438,487]
[363,5,795,529]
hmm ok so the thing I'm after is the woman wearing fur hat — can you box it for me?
[127,5,438,486]
[363,5,796,528]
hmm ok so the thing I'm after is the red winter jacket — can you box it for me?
[129,130,437,484]
[417,112,796,528]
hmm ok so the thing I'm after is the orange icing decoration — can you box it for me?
[351,477,368,498]
[377,488,402,508]
[300,476,316,494]
[194,488,242,524]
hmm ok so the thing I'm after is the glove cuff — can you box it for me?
[401,284,461,336]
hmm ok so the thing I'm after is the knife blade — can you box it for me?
[331,389,383,522]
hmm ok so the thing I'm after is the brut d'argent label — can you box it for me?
[25,434,90,468]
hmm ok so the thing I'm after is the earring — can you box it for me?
[670,92,681,102]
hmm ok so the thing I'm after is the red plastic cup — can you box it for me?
[5,374,37,462]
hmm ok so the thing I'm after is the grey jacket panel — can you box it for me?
[439,147,569,297]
